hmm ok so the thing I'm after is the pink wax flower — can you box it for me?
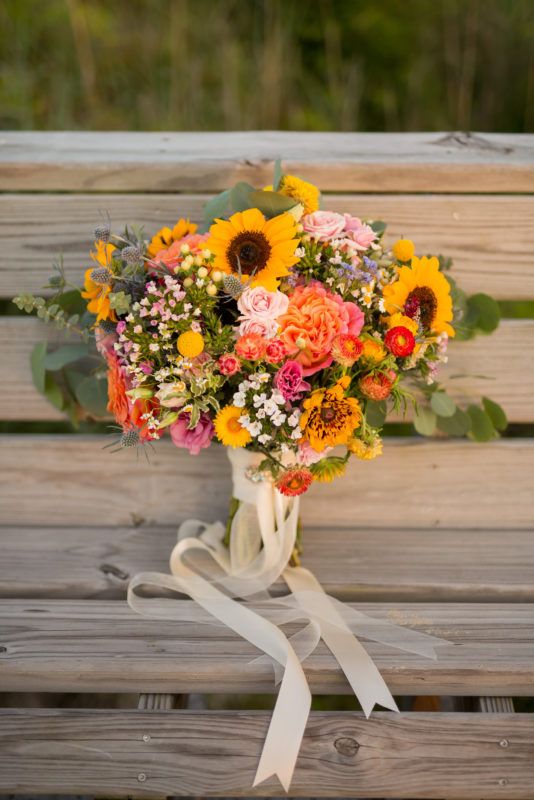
[274,360,311,402]
[343,214,377,251]
[278,281,365,375]
[169,412,214,455]
[301,210,346,241]
[218,353,241,376]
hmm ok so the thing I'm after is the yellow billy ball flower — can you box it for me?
[177,330,204,358]
[392,238,415,262]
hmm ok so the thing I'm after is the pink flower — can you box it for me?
[297,440,332,466]
[170,412,214,455]
[238,286,289,320]
[302,210,346,241]
[343,214,377,251]
[218,353,241,376]
[274,360,311,402]
[235,333,267,361]
[238,317,278,338]
[265,338,287,364]
[152,233,209,272]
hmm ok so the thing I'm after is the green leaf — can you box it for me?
[482,397,507,432]
[74,375,109,417]
[57,290,86,315]
[203,189,231,226]
[44,344,89,370]
[229,182,255,213]
[436,407,471,436]
[248,190,297,218]
[467,404,497,442]
[467,293,501,334]
[108,291,130,315]
[413,406,437,436]
[369,220,387,236]
[30,341,47,394]
[365,400,387,427]
[272,158,283,191]
[430,391,456,418]
[44,373,65,411]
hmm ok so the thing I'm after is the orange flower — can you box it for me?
[106,352,129,426]
[147,219,198,258]
[129,397,160,441]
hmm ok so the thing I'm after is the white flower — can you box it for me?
[233,392,247,408]
[272,389,286,405]
[271,412,286,427]
[247,421,262,437]
[263,398,279,416]
[258,433,272,445]
[256,409,266,419]
[253,393,268,408]
[288,409,301,427]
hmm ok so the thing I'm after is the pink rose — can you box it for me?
[343,214,377,251]
[297,440,332,466]
[238,286,289,320]
[265,338,288,364]
[170,412,214,455]
[302,210,346,241]
[274,360,311,402]
[237,317,278,338]
[218,353,241,376]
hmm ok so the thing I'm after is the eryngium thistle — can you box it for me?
[98,319,117,335]
[90,266,113,284]
[122,245,142,264]
[222,274,244,298]
[120,428,140,448]
[94,223,111,243]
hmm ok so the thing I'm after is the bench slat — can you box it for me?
[1,710,532,798]
[2,193,533,299]
[1,525,533,603]
[1,131,532,192]
[3,317,532,422]
[1,600,533,695]
[0,436,532,529]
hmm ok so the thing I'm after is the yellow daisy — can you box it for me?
[383,256,455,337]
[214,405,252,448]
[278,175,320,215]
[300,377,361,451]
[148,219,198,258]
[206,208,299,291]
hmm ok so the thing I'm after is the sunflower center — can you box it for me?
[227,231,272,275]
[404,286,437,328]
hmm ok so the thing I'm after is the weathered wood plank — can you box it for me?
[1,525,533,603]
[0,436,532,529]
[1,600,533,695]
[1,710,533,798]
[1,131,532,192]
[2,193,533,299]
[2,317,532,422]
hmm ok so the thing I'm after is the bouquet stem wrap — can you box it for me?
[128,448,446,792]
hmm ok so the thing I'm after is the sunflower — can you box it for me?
[214,405,252,448]
[300,376,362,452]
[148,219,198,258]
[383,256,455,337]
[206,208,299,291]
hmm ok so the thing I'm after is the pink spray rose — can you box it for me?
[170,412,214,455]
[218,353,241,376]
[237,287,289,339]
[301,210,346,241]
[274,360,311,402]
[343,214,377,251]
[237,317,278,338]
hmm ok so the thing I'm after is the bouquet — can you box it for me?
[13,166,505,790]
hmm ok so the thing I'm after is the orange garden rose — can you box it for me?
[106,352,129,426]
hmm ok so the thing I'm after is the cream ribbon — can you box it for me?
[128,447,445,792]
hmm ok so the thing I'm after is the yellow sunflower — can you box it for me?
[148,219,198,258]
[300,377,361,452]
[383,256,455,337]
[206,208,299,291]
[214,405,252,448]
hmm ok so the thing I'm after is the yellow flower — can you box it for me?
[214,405,252,448]
[386,312,419,335]
[206,208,299,291]
[361,339,387,364]
[348,437,383,460]
[177,330,204,358]
[383,256,455,337]
[148,219,198,258]
[392,238,415,262]
[300,378,361,451]
[81,260,116,323]
[310,456,347,482]
[277,175,320,215]
[92,239,117,268]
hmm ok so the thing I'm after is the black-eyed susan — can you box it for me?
[206,208,299,291]
[383,256,455,337]
[81,240,118,322]
[300,377,361,451]
[148,219,198,258]
[214,405,252,448]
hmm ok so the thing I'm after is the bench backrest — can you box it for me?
[0,131,532,529]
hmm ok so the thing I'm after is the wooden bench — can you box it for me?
[0,131,533,798]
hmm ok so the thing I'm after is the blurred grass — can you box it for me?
[1,0,533,133]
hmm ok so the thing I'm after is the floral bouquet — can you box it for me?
[14,166,504,790]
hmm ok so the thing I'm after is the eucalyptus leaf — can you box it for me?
[436,407,471,436]
[203,189,231,226]
[74,375,109,417]
[248,190,297,218]
[229,182,255,212]
[272,158,283,191]
[369,220,387,236]
[365,399,387,427]
[413,406,437,436]
[467,404,497,442]
[30,341,47,394]
[44,373,65,411]
[430,391,456,418]
[482,397,507,432]
[44,344,89,370]
[467,293,500,334]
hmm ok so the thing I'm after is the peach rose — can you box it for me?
[278,282,365,376]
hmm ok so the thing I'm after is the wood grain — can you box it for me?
[2,193,533,299]
[1,600,534,695]
[0,435,532,529]
[1,710,533,798]
[1,525,534,603]
[1,131,532,191]
[2,317,532,422]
